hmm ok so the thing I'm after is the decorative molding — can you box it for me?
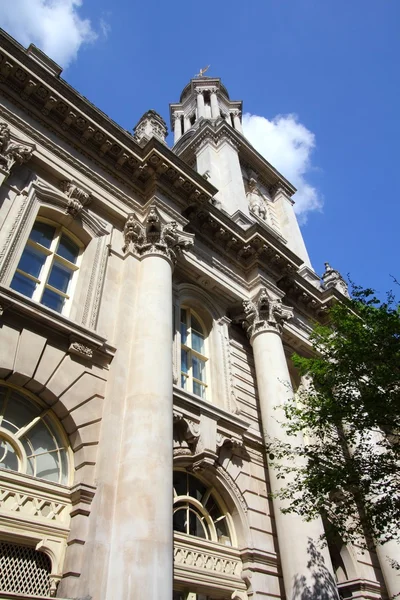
[89,233,110,329]
[242,288,293,339]
[0,121,35,174]
[217,316,241,415]
[123,205,194,265]
[59,180,91,218]
[173,411,201,453]
[0,187,35,281]
[322,262,349,298]
[68,340,94,359]
[216,464,248,514]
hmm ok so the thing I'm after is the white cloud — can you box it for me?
[0,0,99,68]
[242,113,322,221]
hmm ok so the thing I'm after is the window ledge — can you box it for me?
[0,285,115,362]
[173,385,250,435]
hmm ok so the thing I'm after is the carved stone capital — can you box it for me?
[242,288,293,339]
[0,122,35,174]
[122,205,194,265]
[322,262,349,298]
[60,180,91,217]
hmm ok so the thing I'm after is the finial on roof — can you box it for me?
[195,65,210,78]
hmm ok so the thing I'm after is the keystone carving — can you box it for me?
[322,262,350,298]
[242,288,293,338]
[123,206,194,265]
[60,180,91,217]
[0,122,35,173]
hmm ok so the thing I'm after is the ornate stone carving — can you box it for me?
[59,180,91,217]
[0,122,35,173]
[242,288,293,338]
[133,109,168,145]
[174,538,242,578]
[246,177,267,221]
[173,412,200,453]
[122,206,194,265]
[68,341,94,359]
[322,262,350,298]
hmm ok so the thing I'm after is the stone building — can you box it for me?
[0,29,397,600]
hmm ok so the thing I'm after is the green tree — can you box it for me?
[269,285,400,548]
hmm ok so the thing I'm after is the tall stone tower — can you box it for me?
[170,75,315,278]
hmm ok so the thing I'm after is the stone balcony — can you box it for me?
[174,532,247,597]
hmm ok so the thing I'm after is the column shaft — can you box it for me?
[252,329,338,600]
[106,254,173,599]
[376,541,400,597]
[233,112,242,132]
[174,114,182,143]
[196,91,205,119]
[210,91,220,118]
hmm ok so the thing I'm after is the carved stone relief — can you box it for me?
[59,180,91,218]
[322,262,350,298]
[0,122,35,175]
[123,205,194,265]
[242,288,293,338]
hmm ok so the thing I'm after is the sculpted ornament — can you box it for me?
[0,122,35,173]
[322,262,349,298]
[123,206,194,265]
[246,177,267,221]
[59,180,91,217]
[242,288,293,338]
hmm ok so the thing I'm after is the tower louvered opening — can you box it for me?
[0,541,52,596]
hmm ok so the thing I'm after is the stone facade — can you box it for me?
[0,30,397,600]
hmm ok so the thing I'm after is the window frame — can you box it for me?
[173,470,234,546]
[180,307,209,400]
[10,217,83,317]
[0,382,72,486]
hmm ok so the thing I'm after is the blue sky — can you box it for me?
[1,0,399,297]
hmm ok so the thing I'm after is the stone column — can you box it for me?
[243,289,339,600]
[210,89,220,119]
[196,90,205,119]
[174,113,182,143]
[376,541,400,597]
[106,206,194,600]
[225,112,232,124]
[233,110,242,133]
[183,115,191,132]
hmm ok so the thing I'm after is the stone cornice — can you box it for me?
[184,201,303,278]
[0,31,217,214]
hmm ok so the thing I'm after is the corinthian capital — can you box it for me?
[242,288,293,338]
[123,205,194,265]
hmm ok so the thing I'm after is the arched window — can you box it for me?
[180,308,208,399]
[173,471,232,546]
[0,385,70,485]
[10,218,82,315]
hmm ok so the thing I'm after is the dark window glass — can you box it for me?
[57,234,79,264]
[10,272,36,298]
[173,506,186,534]
[29,222,55,248]
[41,288,65,313]
[17,245,47,278]
[48,262,73,293]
